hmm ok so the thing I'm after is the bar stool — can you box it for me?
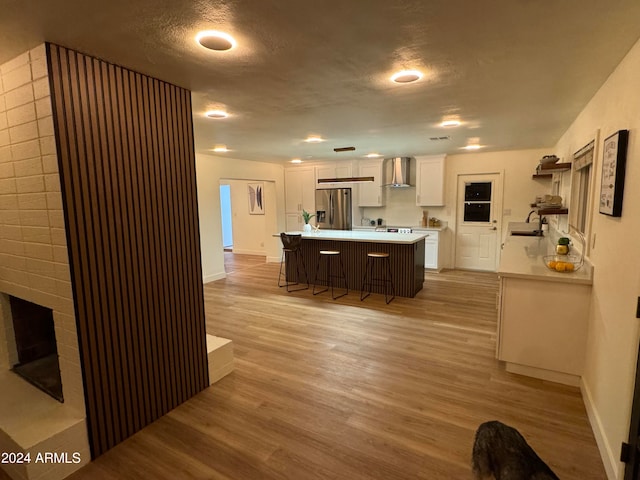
[360,252,395,304]
[313,250,348,299]
[278,233,309,292]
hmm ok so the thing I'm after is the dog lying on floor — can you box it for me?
[472,420,560,479]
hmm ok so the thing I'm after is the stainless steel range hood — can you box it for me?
[384,157,412,187]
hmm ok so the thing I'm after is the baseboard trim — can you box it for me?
[230,249,266,256]
[581,376,620,480]
[203,272,226,284]
[505,362,580,386]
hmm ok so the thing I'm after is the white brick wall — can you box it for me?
[0,45,89,480]
[0,45,86,416]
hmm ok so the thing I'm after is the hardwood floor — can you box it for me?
[65,254,606,479]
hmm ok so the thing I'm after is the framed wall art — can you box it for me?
[248,182,265,215]
[599,129,629,217]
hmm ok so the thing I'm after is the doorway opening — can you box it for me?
[220,184,233,250]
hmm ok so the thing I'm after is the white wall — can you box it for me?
[221,179,277,256]
[363,149,550,266]
[550,37,640,480]
[195,153,284,282]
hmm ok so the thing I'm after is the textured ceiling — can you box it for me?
[2,0,640,163]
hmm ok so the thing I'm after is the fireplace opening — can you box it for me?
[9,296,63,402]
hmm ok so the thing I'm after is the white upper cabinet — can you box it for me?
[416,154,446,206]
[284,167,315,230]
[314,162,353,188]
[357,159,384,207]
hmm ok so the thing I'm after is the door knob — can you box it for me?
[490,226,497,230]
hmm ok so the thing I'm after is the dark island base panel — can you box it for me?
[287,239,425,298]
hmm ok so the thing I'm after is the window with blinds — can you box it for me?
[572,140,595,234]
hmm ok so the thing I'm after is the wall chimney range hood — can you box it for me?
[384,157,412,187]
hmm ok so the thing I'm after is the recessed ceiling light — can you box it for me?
[290,159,303,164]
[304,136,325,143]
[205,110,229,119]
[196,30,237,51]
[366,153,382,158]
[213,145,229,152]
[390,70,424,84]
[463,144,483,151]
[440,120,461,127]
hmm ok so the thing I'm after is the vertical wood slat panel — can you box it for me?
[46,44,209,458]
[75,51,116,451]
[113,63,142,438]
[292,239,425,298]
[147,76,171,416]
[88,56,123,448]
[104,61,134,442]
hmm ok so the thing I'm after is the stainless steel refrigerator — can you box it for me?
[315,188,352,230]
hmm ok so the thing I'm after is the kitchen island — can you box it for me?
[497,222,593,386]
[280,230,427,297]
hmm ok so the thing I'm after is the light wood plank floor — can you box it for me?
[63,254,605,479]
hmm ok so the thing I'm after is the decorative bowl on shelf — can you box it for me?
[540,155,559,165]
[543,254,583,273]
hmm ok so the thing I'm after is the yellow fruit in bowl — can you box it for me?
[547,260,557,269]
[565,262,575,272]
[555,262,566,272]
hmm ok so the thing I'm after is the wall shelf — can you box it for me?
[532,173,553,179]
[535,162,572,174]
[537,207,568,216]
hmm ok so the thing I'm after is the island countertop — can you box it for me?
[281,229,428,244]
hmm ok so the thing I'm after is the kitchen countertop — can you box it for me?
[498,222,593,285]
[354,224,447,232]
[281,229,428,244]
[411,225,447,232]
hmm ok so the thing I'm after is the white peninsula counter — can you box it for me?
[496,223,593,386]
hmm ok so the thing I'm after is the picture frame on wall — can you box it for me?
[248,182,265,215]
[599,129,629,217]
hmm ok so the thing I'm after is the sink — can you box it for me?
[511,230,542,237]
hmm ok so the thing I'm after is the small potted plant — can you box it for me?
[302,209,315,232]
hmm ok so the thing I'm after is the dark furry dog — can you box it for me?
[472,421,559,480]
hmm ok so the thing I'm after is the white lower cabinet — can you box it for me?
[497,275,591,386]
[424,233,439,269]
[413,229,446,270]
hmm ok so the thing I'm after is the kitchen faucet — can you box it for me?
[525,210,537,223]
[525,209,545,236]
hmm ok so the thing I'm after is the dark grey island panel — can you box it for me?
[295,236,425,298]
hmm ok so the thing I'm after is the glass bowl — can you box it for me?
[543,254,583,273]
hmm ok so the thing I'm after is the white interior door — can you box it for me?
[455,173,503,271]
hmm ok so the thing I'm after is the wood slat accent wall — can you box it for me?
[46,44,208,458]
